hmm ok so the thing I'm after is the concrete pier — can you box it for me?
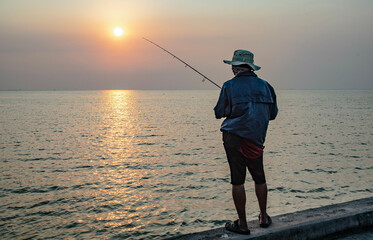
[170,197,373,240]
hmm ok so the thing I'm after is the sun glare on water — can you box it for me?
[113,27,124,37]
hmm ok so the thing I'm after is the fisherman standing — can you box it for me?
[214,50,278,234]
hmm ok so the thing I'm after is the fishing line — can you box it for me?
[143,37,221,89]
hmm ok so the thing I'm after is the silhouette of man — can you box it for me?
[214,49,278,234]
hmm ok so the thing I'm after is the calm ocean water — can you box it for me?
[0,90,372,239]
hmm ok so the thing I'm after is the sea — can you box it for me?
[0,90,372,239]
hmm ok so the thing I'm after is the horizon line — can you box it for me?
[1,88,372,91]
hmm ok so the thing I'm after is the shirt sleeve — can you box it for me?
[268,84,278,120]
[214,83,231,119]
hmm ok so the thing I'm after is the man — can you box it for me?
[214,49,278,234]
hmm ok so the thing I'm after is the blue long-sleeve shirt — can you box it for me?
[214,71,278,147]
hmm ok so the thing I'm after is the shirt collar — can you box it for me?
[236,71,257,78]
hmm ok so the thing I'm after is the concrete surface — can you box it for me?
[322,228,373,240]
[169,197,373,240]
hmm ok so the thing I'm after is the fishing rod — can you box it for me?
[143,37,221,89]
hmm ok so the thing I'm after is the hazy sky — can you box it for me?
[1,0,372,90]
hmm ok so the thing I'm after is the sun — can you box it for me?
[113,27,124,37]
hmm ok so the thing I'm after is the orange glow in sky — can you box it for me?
[1,1,372,90]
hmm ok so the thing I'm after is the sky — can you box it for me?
[0,0,372,90]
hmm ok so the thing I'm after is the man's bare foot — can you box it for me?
[259,213,272,228]
[225,219,251,234]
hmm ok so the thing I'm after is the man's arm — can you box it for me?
[268,84,278,120]
[214,83,230,119]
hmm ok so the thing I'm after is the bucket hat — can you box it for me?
[223,49,261,71]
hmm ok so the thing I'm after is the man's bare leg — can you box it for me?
[232,184,249,231]
[255,183,269,224]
